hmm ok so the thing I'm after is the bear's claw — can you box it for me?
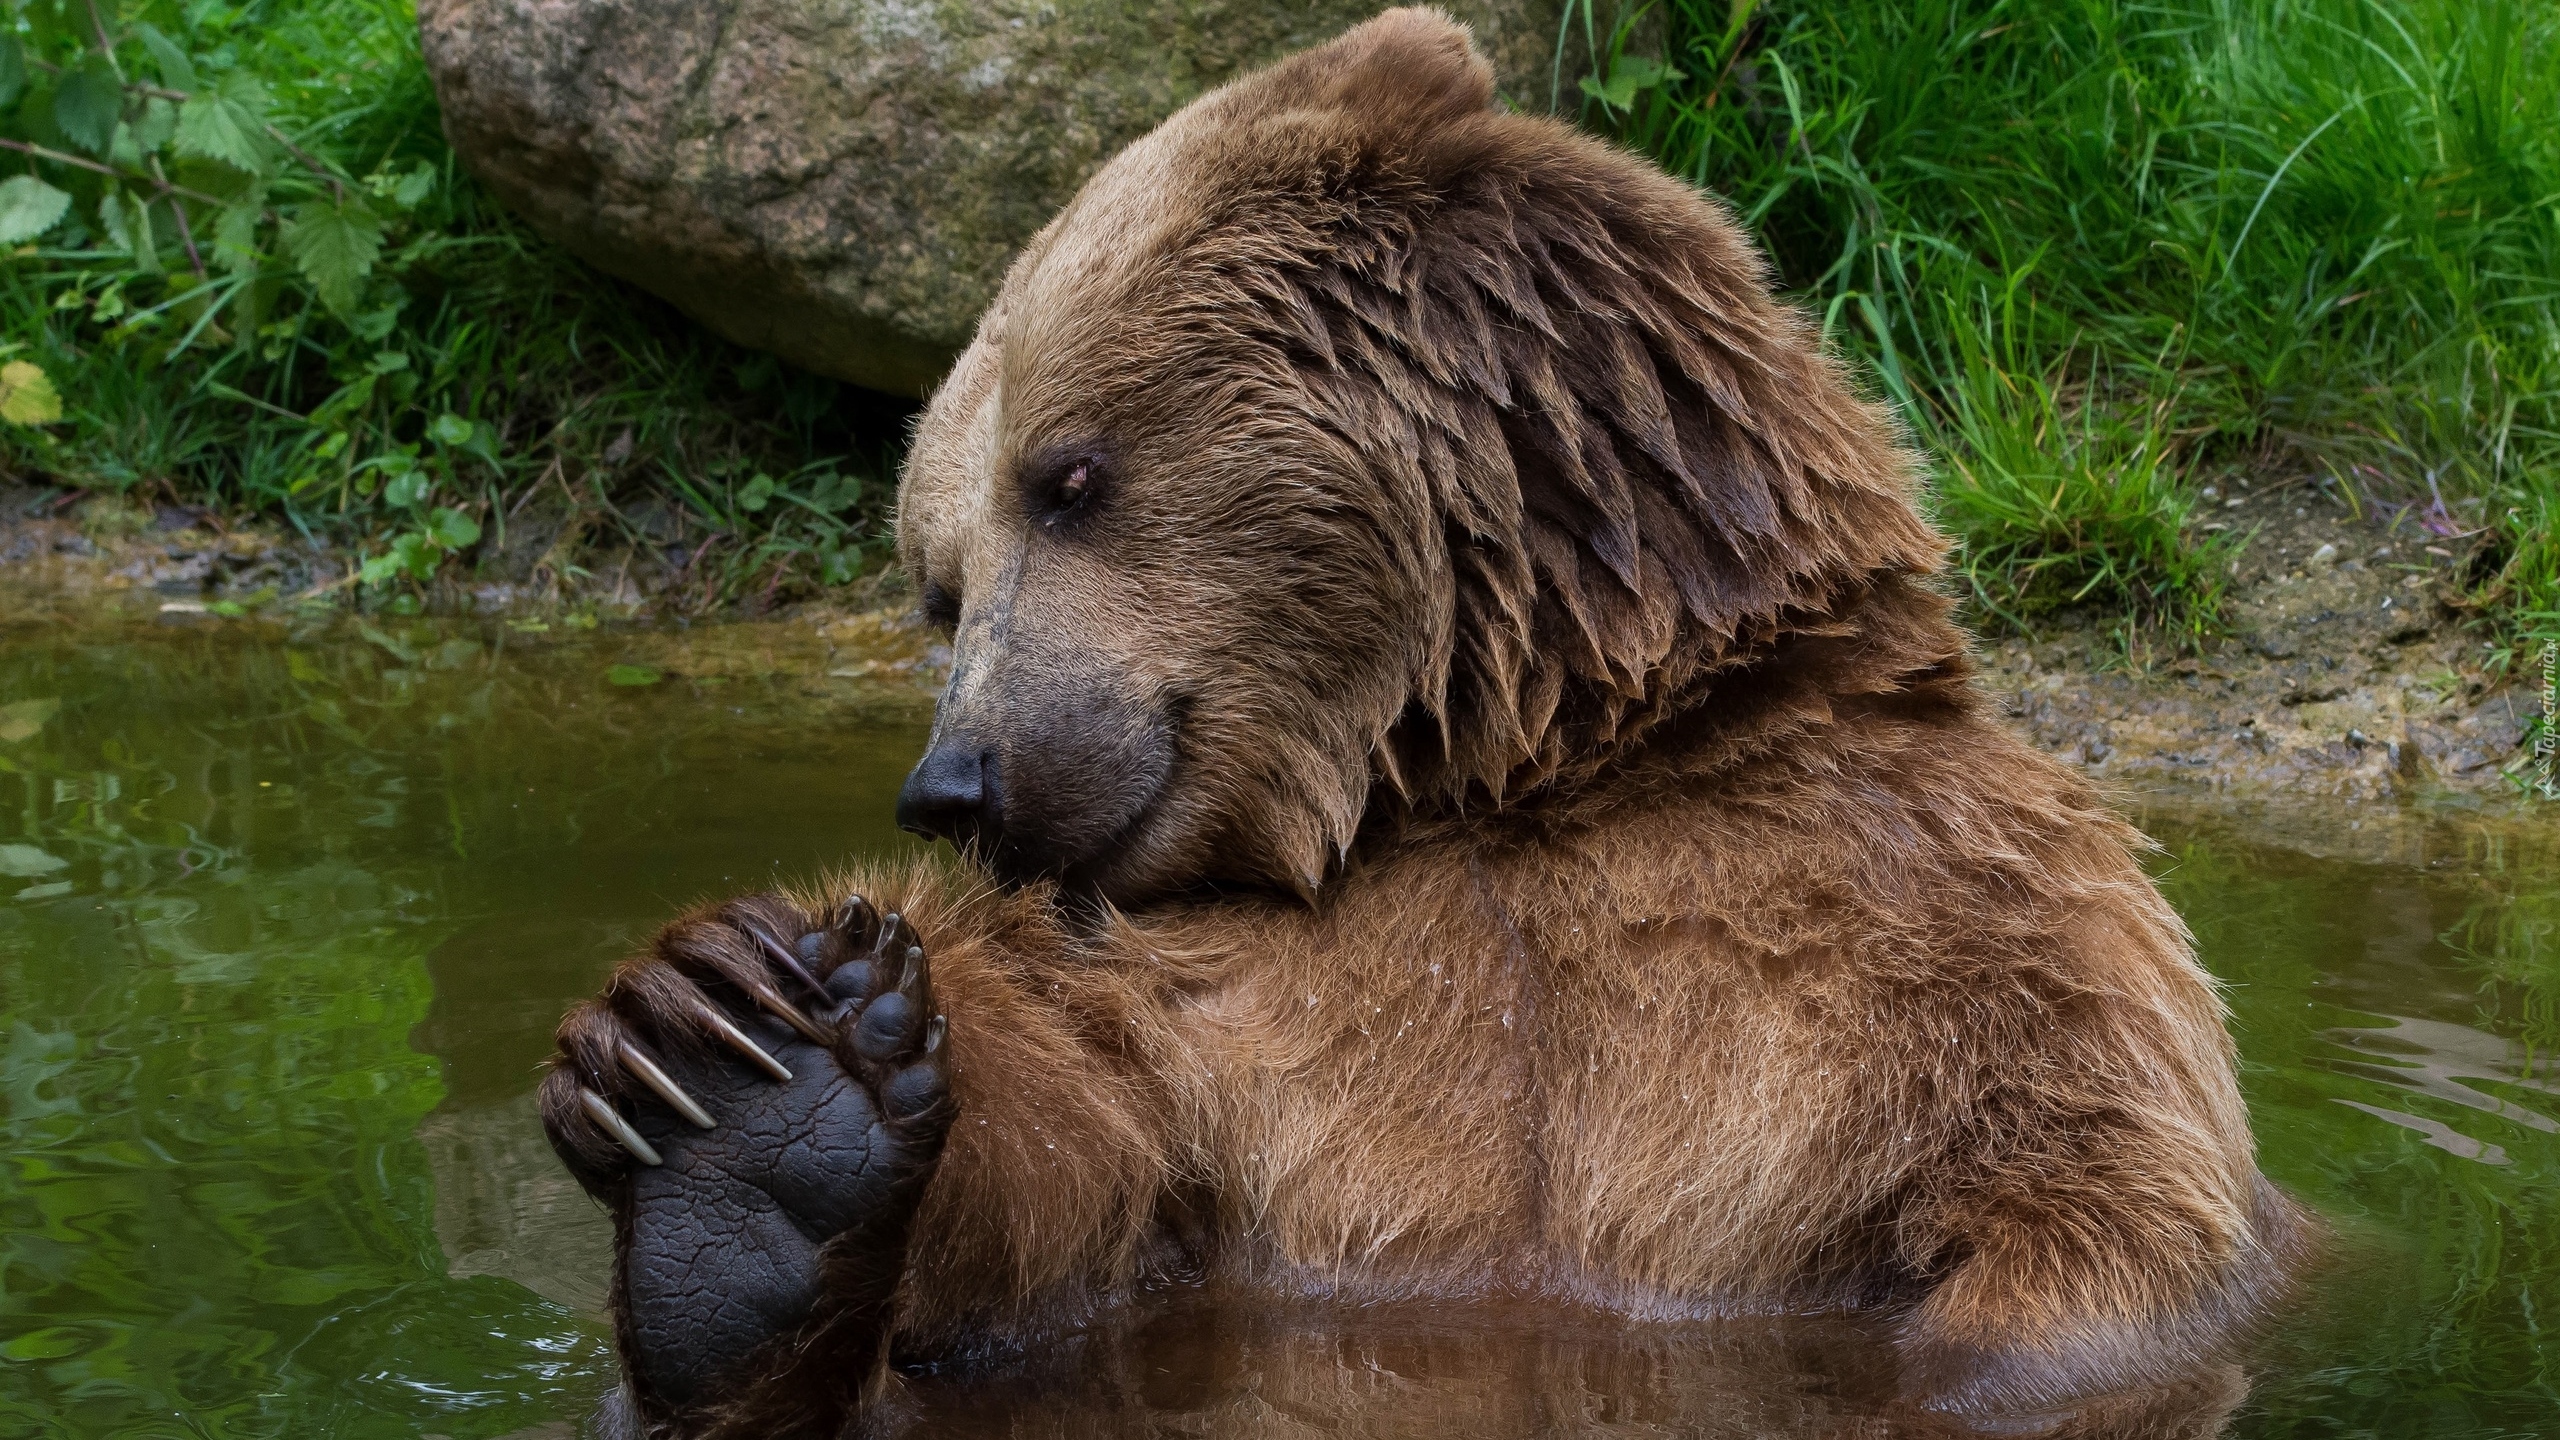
[540,892,956,1421]
[580,1086,664,1167]
[698,1001,794,1082]
[741,916,836,1005]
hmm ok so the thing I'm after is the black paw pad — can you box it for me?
[557,895,955,1413]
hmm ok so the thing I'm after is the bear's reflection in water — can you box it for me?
[887,1292,2247,1440]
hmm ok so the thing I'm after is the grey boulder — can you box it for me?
[419,0,1572,398]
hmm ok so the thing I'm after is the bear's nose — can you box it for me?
[896,742,998,854]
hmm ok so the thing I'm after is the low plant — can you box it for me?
[0,0,900,608]
[1925,293,2234,644]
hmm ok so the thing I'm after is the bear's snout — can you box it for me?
[898,642,1178,893]
[896,741,993,854]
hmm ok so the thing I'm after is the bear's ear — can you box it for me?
[1222,7,1495,137]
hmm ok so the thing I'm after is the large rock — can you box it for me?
[420,1,1572,398]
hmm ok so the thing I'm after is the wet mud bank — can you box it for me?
[1976,471,2548,804]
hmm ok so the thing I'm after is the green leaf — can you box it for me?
[211,201,262,272]
[392,162,437,209]
[0,361,62,426]
[135,22,201,93]
[131,95,178,153]
[391,531,438,580]
[0,176,72,246]
[1615,57,1681,90]
[350,304,402,342]
[607,664,664,687]
[307,373,378,431]
[53,58,123,156]
[738,473,776,512]
[0,35,26,111]
[425,507,481,549]
[0,697,61,744]
[280,200,384,316]
[427,413,475,447]
[98,190,161,274]
[1580,55,1683,111]
[121,193,161,274]
[383,469,432,509]
[175,71,272,175]
[0,842,70,877]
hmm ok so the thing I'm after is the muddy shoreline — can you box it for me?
[1974,468,2547,802]
[3,479,2550,812]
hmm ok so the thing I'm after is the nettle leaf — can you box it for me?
[0,361,63,426]
[211,200,262,272]
[425,507,481,550]
[54,58,124,156]
[0,35,26,111]
[97,190,130,248]
[135,23,201,93]
[281,199,384,315]
[132,96,178,153]
[0,176,72,246]
[97,190,161,273]
[176,71,273,175]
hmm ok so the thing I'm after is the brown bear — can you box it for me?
[539,9,2308,1436]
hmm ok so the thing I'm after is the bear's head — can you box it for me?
[892,7,1948,904]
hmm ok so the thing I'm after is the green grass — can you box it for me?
[1569,0,2560,658]
[1,0,905,610]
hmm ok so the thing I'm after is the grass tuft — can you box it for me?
[1571,0,2560,655]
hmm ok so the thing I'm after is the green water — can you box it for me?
[0,607,2553,1438]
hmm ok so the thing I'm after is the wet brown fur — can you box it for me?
[547,9,2308,1431]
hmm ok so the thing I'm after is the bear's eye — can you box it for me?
[1054,463,1093,509]
[1023,450,1108,528]
[919,582,960,631]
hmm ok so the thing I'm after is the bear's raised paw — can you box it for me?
[540,894,953,1421]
